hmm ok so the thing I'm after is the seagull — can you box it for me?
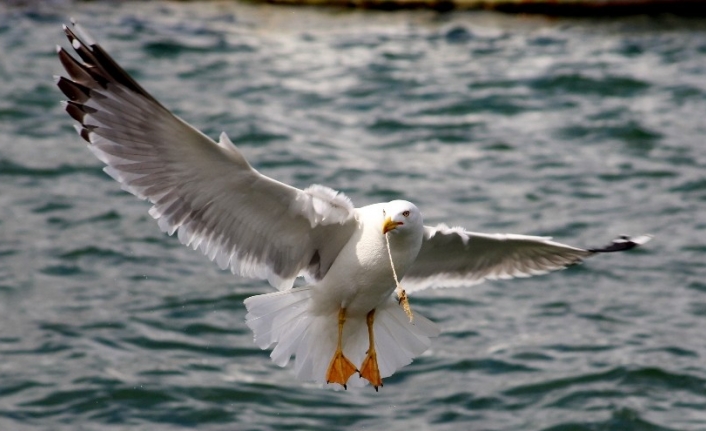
[56,22,651,391]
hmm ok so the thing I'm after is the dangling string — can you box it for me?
[385,233,413,322]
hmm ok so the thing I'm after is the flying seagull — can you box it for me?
[56,22,651,391]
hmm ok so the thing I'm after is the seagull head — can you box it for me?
[382,200,422,235]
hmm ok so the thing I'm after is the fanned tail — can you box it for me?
[368,299,440,384]
[245,290,440,389]
[244,287,313,366]
[244,287,339,384]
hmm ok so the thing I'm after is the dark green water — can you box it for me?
[1,1,705,430]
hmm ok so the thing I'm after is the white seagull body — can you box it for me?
[56,22,651,390]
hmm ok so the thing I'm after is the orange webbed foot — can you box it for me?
[359,348,383,391]
[326,349,358,389]
[326,307,358,389]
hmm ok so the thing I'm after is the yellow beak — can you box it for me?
[382,217,403,234]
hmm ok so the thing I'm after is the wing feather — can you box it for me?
[57,23,356,290]
[403,224,651,292]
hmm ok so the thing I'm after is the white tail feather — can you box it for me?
[244,290,440,388]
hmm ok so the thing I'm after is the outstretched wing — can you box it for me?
[402,224,651,292]
[56,22,357,290]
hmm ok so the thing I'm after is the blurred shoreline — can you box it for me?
[251,0,706,14]
[5,0,706,15]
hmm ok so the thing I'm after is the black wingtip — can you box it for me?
[56,76,91,102]
[57,21,167,115]
[588,234,653,253]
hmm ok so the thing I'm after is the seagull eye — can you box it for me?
[382,209,386,216]
[402,210,410,217]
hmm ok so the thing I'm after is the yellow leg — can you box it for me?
[359,309,383,391]
[325,307,358,389]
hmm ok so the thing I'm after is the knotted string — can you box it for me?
[385,233,413,322]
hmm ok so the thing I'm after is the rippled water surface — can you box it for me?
[1,1,705,430]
